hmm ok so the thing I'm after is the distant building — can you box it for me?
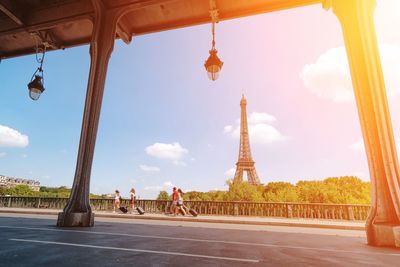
[0,175,40,191]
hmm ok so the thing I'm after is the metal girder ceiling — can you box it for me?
[0,0,321,59]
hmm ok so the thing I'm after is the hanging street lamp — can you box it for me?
[27,41,46,100]
[28,74,45,100]
[204,6,223,81]
[204,40,223,81]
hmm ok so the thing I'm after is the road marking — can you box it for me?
[8,238,259,263]
[1,225,399,257]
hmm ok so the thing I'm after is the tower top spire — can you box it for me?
[240,94,247,106]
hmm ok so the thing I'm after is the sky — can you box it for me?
[1,0,400,199]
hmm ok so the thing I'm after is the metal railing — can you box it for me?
[0,196,371,220]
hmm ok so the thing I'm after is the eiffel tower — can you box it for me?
[233,94,261,185]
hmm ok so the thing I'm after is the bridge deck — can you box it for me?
[0,213,399,266]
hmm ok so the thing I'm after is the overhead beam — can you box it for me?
[1,0,322,37]
[0,39,89,60]
[1,0,323,60]
[219,0,322,22]
[116,18,132,44]
[0,0,24,25]
[32,30,61,50]
[0,1,93,35]
[126,0,323,37]
[0,0,177,36]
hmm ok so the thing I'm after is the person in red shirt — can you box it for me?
[170,187,178,215]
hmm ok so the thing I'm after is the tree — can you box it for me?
[296,180,328,203]
[39,186,71,197]
[322,176,370,204]
[157,190,170,200]
[184,191,207,201]
[6,185,36,196]
[207,190,226,201]
[294,176,371,204]
[225,182,264,202]
[184,190,227,201]
[0,187,7,196]
[263,182,299,202]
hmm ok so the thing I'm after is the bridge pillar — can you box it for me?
[326,0,400,246]
[57,0,120,227]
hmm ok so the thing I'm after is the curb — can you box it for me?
[0,209,365,231]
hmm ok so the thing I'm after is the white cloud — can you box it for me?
[172,160,187,166]
[233,123,286,144]
[0,152,6,157]
[143,185,162,191]
[300,44,400,102]
[225,112,286,144]
[0,125,29,148]
[248,112,276,124]
[163,181,174,188]
[20,154,28,158]
[131,177,145,184]
[224,125,233,133]
[144,181,174,191]
[146,142,188,160]
[349,140,364,151]
[139,164,160,172]
[224,167,236,178]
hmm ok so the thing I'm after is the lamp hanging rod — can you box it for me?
[209,0,219,49]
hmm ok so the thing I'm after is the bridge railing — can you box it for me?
[0,196,371,220]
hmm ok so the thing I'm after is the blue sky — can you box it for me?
[1,1,400,198]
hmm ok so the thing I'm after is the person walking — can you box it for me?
[113,190,121,213]
[170,187,178,215]
[176,188,186,216]
[129,188,136,214]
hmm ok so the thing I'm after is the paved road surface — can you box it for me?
[0,213,399,266]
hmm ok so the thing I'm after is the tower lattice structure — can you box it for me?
[233,95,261,185]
